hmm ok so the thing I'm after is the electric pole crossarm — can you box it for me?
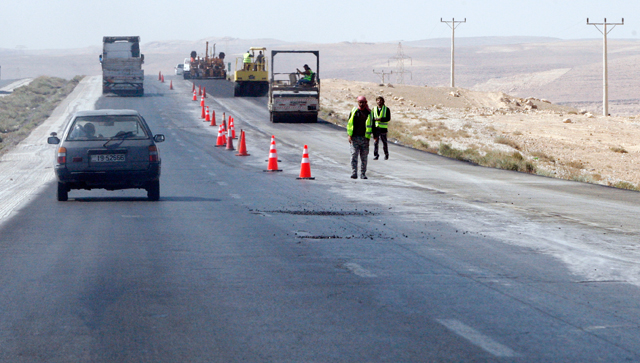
[586,18,624,116]
[440,18,466,88]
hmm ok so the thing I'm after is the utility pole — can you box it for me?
[441,18,466,88]
[587,18,624,116]
[373,69,393,84]
[388,42,412,84]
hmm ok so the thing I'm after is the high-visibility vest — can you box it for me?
[347,107,372,139]
[243,52,252,64]
[303,71,314,82]
[372,106,389,129]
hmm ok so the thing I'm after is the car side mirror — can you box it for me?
[48,132,60,144]
[154,134,165,143]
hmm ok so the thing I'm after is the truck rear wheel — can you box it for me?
[234,82,242,97]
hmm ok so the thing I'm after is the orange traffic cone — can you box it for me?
[205,107,210,122]
[225,128,235,151]
[169,80,173,90]
[215,125,226,147]
[161,74,165,83]
[264,135,282,172]
[210,109,217,126]
[192,89,197,101]
[200,94,205,107]
[297,145,315,180]
[192,83,195,92]
[201,105,206,119]
[198,85,202,96]
[236,129,250,156]
[203,86,207,98]
[229,117,236,139]
[221,113,227,132]
[159,71,162,81]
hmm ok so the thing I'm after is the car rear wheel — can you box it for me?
[57,182,68,201]
[147,180,160,201]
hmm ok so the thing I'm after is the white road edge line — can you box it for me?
[437,319,517,357]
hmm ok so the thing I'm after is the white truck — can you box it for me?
[99,36,144,96]
[268,50,319,123]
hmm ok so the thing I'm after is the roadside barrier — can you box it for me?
[264,136,282,172]
[236,130,250,156]
[229,117,236,139]
[225,128,235,151]
[210,110,217,126]
[215,125,226,147]
[297,145,315,180]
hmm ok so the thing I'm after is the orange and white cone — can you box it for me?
[198,85,202,96]
[161,74,165,83]
[192,89,197,101]
[225,128,235,151]
[297,145,315,180]
[236,129,250,156]
[192,83,195,92]
[205,107,210,122]
[229,117,236,139]
[201,105,206,119]
[215,125,226,147]
[169,80,173,90]
[203,86,207,98]
[210,109,217,126]
[200,94,205,107]
[264,135,282,172]
[221,114,227,132]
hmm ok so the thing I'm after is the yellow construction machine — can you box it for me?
[233,47,268,97]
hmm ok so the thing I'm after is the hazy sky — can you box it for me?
[2,0,638,49]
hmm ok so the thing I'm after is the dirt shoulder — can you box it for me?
[320,79,640,190]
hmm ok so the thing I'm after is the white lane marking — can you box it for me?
[230,194,241,199]
[121,215,142,218]
[344,263,377,278]
[208,172,216,176]
[200,164,208,168]
[217,181,228,186]
[437,319,517,357]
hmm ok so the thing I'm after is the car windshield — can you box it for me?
[66,115,149,141]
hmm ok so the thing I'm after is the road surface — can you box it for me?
[0,75,639,362]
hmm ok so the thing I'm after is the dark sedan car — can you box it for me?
[48,109,165,201]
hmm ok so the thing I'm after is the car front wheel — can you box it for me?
[147,180,160,201]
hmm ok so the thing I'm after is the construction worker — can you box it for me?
[255,51,265,71]
[372,96,391,160]
[347,96,373,179]
[243,50,253,70]
[296,64,315,86]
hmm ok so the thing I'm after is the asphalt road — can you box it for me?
[1,76,640,362]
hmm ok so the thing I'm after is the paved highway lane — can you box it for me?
[1,76,640,361]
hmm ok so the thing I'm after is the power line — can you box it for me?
[388,42,412,84]
[587,18,624,116]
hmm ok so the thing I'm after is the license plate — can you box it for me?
[91,154,125,163]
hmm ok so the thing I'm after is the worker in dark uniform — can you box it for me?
[347,96,373,179]
[372,96,391,160]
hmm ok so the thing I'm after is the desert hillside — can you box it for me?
[1,37,639,115]
[321,79,640,190]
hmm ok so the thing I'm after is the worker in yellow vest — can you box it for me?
[347,96,373,179]
[243,50,253,70]
[372,96,391,160]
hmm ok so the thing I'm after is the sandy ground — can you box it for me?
[320,79,640,188]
